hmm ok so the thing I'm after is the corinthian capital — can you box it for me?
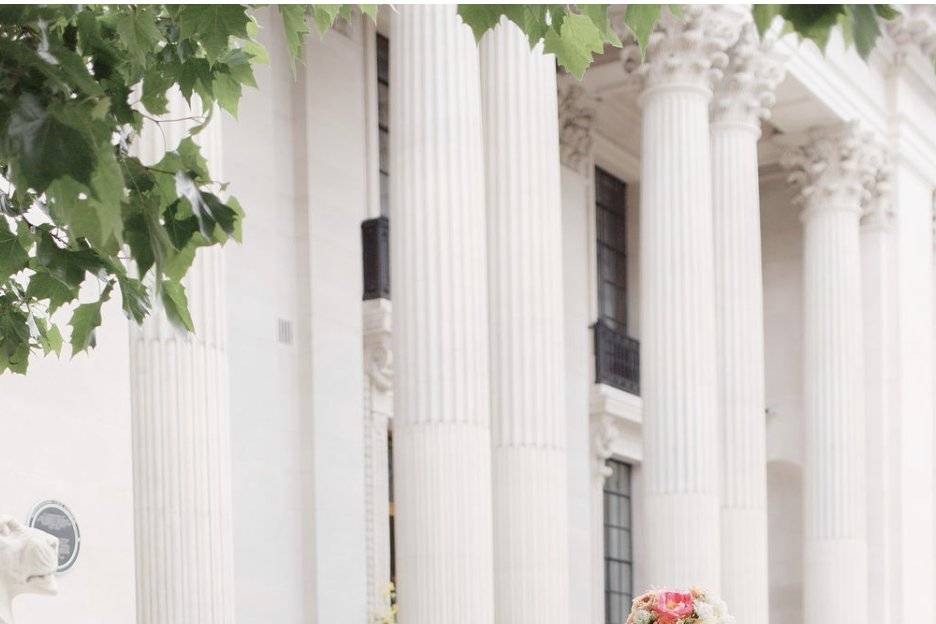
[887,5,936,60]
[620,5,748,94]
[557,79,597,175]
[711,19,786,127]
[781,122,887,215]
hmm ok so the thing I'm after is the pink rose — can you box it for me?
[653,591,695,623]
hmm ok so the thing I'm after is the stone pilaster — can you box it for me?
[130,94,235,624]
[621,5,746,591]
[710,16,784,624]
[362,298,393,618]
[480,18,569,624]
[782,122,885,624]
[389,6,494,624]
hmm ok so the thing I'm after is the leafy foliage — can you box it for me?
[752,4,898,58]
[458,4,902,76]
[458,4,623,79]
[0,3,905,376]
[0,4,360,374]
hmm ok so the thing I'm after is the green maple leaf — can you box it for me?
[623,4,662,57]
[114,8,162,67]
[0,222,28,282]
[846,4,882,59]
[544,13,605,79]
[116,273,150,323]
[26,272,78,314]
[35,318,63,356]
[212,72,242,117]
[279,5,309,65]
[580,5,622,48]
[311,5,342,34]
[161,279,194,331]
[178,5,250,62]
[5,94,96,192]
[69,282,112,354]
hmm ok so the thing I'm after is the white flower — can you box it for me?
[709,595,735,624]
[633,608,653,624]
[693,599,717,623]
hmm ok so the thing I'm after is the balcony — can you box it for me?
[593,319,640,395]
[361,215,390,300]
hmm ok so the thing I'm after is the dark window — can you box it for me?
[595,167,627,333]
[377,33,390,217]
[604,459,633,624]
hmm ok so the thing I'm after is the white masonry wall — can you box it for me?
[221,10,311,623]
[0,303,136,624]
[561,164,596,624]
[760,170,805,624]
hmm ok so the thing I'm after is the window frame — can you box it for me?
[603,458,634,624]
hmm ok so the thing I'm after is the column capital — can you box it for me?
[886,6,936,61]
[621,5,748,96]
[711,19,786,129]
[557,79,596,175]
[781,122,887,216]
[861,169,894,231]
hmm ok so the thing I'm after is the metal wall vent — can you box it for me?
[276,318,293,345]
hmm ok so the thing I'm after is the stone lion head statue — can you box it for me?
[0,515,59,623]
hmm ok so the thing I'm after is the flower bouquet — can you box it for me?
[625,588,734,624]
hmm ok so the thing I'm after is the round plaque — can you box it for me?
[27,501,80,573]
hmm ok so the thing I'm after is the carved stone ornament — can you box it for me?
[364,331,393,393]
[557,80,596,175]
[363,300,393,393]
[781,122,887,215]
[620,5,749,94]
[711,18,787,127]
[0,516,59,624]
[589,415,616,481]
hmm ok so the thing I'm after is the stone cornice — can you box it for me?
[620,5,748,94]
[711,19,786,127]
[557,79,596,175]
[781,122,887,215]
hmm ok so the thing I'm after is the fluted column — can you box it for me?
[480,19,568,624]
[782,123,884,624]
[130,94,235,624]
[389,6,494,624]
[710,19,784,623]
[622,6,745,590]
[860,180,895,623]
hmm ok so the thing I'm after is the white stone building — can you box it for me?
[3,4,936,624]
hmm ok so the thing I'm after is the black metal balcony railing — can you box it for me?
[362,215,390,301]
[593,319,640,395]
